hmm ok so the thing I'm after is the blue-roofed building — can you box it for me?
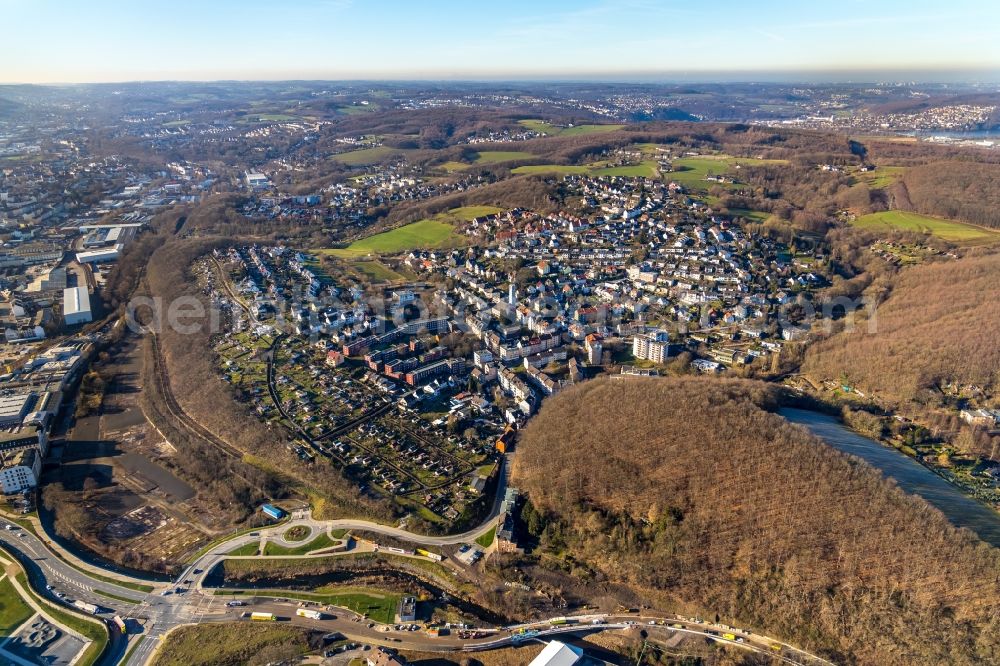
[261,503,284,520]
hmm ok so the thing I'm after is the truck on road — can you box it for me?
[416,548,443,562]
[296,608,324,620]
[251,612,277,622]
[72,600,99,615]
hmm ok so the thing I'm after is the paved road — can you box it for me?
[0,449,510,666]
[0,513,835,666]
[175,453,511,595]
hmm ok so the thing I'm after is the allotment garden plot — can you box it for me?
[270,339,375,437]
[222,331,493,526]
[333,412,482,495]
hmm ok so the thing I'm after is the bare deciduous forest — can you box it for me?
[513,377,1000,666]
[804,251,1000,408]
[901,161,1000,229]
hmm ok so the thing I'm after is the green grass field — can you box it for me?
[512,160,658,178]
[667,155,788,191]
[667,157,736,189]
[440,152,535,172]
[439,160,470,172]
[511,164,592,176]
[217,587,399,624]
[162,119,191,127]
[0,575,33,635]
[591,160,659,178]
[518,119,625,136]
[352,260,406,282]
[440,205,502,221]
[561,123,626,136]
[263,532,335,556]
[331,145,405,166]
[475,526,496,549]
[322,220,461,258]
[321,206,496,258]
[474,150,535,163]
[725,208,771,222]
[151,622,312,666]
[852,211,1000,244]
[853,166,908,189]
[227,542,260,556]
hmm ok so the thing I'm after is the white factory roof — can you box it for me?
[0,393,33,422]
[63,286,91,316]
[528,641,583,666]
[76,245,120,263]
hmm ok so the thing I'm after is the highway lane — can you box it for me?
[0,524,150,607]
[0,463,840,666]
[0,519,219,666]
[0,517,835,666]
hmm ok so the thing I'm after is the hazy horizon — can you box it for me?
[4,68,1000,88]
[3,0,999,85]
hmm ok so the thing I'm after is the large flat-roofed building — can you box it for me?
[63,286,92,325]
[245,171,271,189]
[26,266,67,293]
[0,426,47,457]
[82,226,124,248]
[76,246,120,264]
[0,393,35,427]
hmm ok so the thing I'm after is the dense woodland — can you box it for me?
[804,250,1000,410]
[900,161,1000,229]
[512,377,1000,666]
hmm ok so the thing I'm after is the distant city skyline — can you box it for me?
[3,0,999,84]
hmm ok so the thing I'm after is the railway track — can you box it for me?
[147,331,246,461]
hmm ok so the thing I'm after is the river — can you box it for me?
[779,408,1000,548]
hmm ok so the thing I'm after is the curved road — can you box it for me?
[0,472,833,666]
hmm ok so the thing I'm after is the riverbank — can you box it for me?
[780,407,1000,547]
[779,387,1000,518]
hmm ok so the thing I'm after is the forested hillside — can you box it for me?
[804,251,1000,407]
[513,377,1000,666]
[900,161,1000,229]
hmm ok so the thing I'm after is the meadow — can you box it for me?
[518,119,625,136]
[852,210,1000,244]
[666,155,787,190]
[0,575,32,635]
[440,151,535,172]
[512,160,659,178]
[474,150,535,163]
[332,145,409,166]
[151,622,312,666]
[321,206,498,258]
[852,165,908,189]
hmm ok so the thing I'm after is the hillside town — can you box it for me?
[197,170,838,541]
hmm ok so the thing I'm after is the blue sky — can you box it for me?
[2,0,999,83]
